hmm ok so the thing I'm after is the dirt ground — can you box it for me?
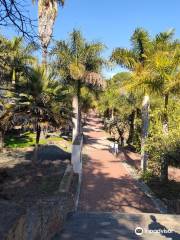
[0,143,71,206]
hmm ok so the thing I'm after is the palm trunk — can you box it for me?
[0,130,4,150]
[163,94,169,134]
[111,108,114,120]
[36,123,41,145]
[160,158,169,182]
[127,110,135,145]
[33,122,41,163]
[141,95,150,172]
[42,46,48,65]
[160,94,169,182]
[72,81,81,142]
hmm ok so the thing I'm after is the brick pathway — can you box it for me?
[79,114,159,213]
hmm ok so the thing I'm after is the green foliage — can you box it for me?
[4,131,63,148]
[146,98,180,174]
[132,117,141,151]
[51,29,105,89]
[140,169,155,183]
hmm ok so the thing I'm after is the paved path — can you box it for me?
[56,114,180,240]
[55,212,180,240]
[79,114,159,213]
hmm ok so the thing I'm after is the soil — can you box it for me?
[0,144,71,207]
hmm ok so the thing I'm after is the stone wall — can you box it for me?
[0,193,74,240]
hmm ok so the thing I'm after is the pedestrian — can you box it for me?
[114,140,119,156]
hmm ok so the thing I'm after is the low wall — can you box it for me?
[0,193,74,240]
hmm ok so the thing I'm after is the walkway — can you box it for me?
[56,212,180,240]
[79,114,159,213]
[56,114,180,240]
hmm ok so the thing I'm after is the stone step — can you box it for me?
[53,211,180,240]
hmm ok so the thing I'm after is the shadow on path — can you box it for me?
[148,215,180,240]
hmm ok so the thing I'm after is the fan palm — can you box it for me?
[52,30,105,141]
[33,0,65,64]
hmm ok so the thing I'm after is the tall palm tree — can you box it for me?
[111,28,153,172]
[149,31,180,134]
[52,30,105,141]
[147,31,180,182]
[111,28,180,176]
[33,0,65,64]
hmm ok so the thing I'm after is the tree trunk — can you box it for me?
[111,108,114,120]
[160,94,169,182]
[42,46,48,65]
[141,95,150,172]
[36,124,41,145]
[127,110,135,145]
[72,81,81,142]
[160,158,169,182]
[163,94,169,134]
[33,123,41,164]
[0,130,4,150]
[38,1,58,65]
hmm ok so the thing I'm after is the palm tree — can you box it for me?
[0,36,37,87]
[16,64,69,146]
[111,28,153,172]
[33,0,65,64]
[147,31,180,182]
[8,37,37,84]
[111,28,180,176]
[149,31,180,134]
[52,30,105,141]
[0,106,14,150]
[0,36,37,150]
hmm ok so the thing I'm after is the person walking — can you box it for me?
[114,140,119,157]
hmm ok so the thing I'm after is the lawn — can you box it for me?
[4,131,67,148]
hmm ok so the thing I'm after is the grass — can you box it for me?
[4,131,65,148]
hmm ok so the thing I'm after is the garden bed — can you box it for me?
[0,159,67,204]
[147,179,180,213]
[119,146,180,214]
[0,142,79,240]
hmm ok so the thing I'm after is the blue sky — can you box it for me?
[2,0,180,78]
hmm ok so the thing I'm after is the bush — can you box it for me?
[140,169,155,183]
[146,125,180,177]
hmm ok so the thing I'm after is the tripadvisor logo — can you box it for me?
[135,227,144,236]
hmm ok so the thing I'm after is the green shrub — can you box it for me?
[141,169,155,183]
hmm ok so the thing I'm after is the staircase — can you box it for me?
[53,212,180,240]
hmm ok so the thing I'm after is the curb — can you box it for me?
[121,160,168,214]
[59,164,74,193]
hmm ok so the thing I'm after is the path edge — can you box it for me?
[121,159,168,214]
